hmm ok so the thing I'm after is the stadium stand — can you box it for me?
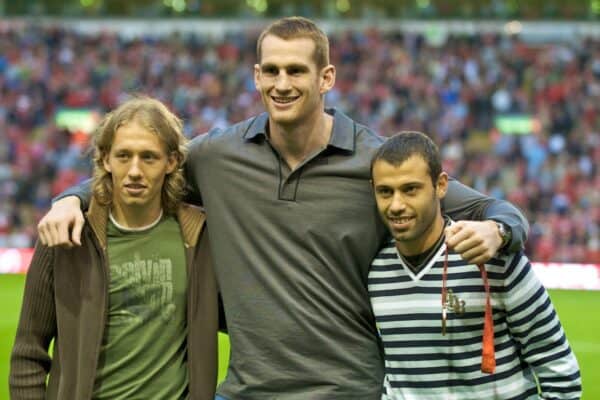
[0,23,598,263]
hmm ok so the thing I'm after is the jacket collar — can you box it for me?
[86,198,206,250]
[242,108,356,153]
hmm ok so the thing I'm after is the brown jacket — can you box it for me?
[9,200,218,400]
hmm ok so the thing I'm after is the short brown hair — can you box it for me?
[256,16,330,69]
[371,131,442,186]
[92,96,188,215]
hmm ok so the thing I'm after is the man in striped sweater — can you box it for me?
[368,131,582,399]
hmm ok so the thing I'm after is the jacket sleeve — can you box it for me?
[9,241,57,400]
[501,252,582,399]
[441,178,529,252]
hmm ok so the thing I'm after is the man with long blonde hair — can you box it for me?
[10,96,218,400]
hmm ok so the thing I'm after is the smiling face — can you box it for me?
[103,120,176,222]
[372,156,448,256]
[254,34,335,128]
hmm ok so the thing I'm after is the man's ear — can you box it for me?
[103,154,111,173]
[166,152,178,174]
[319,64,336,95]
[253,64,261,91]
[436,172,449,199]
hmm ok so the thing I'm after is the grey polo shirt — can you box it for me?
[188,110,388,399]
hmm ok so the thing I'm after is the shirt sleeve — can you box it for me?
[501,252,582,399]
[9,242,57,400]
[183,132,211,206]
[54,178,93,210]
[441,178,529,253]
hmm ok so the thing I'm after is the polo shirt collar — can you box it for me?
[243,108,356,153]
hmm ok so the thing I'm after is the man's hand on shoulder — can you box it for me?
[37,196,84,247]
[445,220,504,265]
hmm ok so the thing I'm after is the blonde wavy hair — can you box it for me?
[92,96,188,215]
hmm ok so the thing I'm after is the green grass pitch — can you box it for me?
[1,274,597,398]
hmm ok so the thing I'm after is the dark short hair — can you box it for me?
[371,131,442,185]
[256,16,330,70]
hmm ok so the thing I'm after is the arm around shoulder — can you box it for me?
[442,178,529,252]
[53,178,92,210]
[38,195,85,247]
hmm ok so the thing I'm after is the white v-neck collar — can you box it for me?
[395,242,447,282]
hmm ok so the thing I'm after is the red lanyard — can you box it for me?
[441,247,496,374]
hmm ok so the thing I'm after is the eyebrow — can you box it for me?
[112,148,162,156]
[260,62,310,72]
[374,181,424,189]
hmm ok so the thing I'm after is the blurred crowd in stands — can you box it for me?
[0,24,598,262]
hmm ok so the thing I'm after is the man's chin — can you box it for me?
[120,198,149,208]
[391,230,413,243]
[269,113,299,126]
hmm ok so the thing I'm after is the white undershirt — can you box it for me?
[108,209,164,232]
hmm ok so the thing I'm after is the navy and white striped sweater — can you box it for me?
[369,232,581,400]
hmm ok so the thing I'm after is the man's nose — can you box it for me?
[127,157,142,178]
[389,193,406,213]
[274,72,291,91]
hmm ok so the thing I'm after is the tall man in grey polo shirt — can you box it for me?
[38,17,528,400]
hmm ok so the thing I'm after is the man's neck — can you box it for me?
[110,202,163,230]
[396,214,446,257]
[397,216,450,275]
[268,111,333,170]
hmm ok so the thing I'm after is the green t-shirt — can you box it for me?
[92,215,188,400]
